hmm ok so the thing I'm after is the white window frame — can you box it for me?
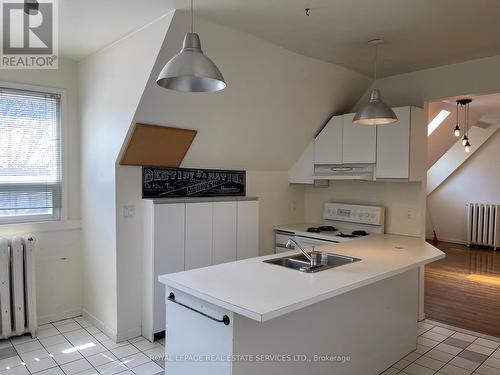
[0,80,68,225]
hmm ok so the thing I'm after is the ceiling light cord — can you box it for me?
[190,0,194,33]
[373,44,378,84]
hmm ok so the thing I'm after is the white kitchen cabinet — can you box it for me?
[185,202,213,270]
[313,113,376,165]
[143,203,186,339]
[289,141,314,184]
[144,198,259,340]
[236,200,259,260]
[314,115,343,165]
[212,201,237,264]
[342,113,377,164]
[376,106,426,181]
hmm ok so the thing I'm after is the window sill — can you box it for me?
[0,219,81,236]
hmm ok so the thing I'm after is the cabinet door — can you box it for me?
[236,200,259,260]
[185,202,213,270]
[289,141,314,184]
[314,115,343,165]
[342,113,377,164]
[376,107,410,179]
[212,201,237,264]
[153,203,185,333]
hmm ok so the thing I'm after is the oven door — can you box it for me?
[294,235,338,251]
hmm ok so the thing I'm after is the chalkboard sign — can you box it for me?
[142,167,246,198]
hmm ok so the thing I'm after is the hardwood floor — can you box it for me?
[425,241,500,337]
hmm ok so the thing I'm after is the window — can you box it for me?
[0,86,62,223]
[427,109,450,136]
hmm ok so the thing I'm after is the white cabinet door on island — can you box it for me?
[159,234,445,375]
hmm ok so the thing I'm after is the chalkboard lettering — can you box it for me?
[142,167,246,198]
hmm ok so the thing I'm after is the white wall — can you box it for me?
[427,130,500,243]
[0,59,83,323]
[113,10,369,339]
[304,182,423,237]
[78,13,174,340]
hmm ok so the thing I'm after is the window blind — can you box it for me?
[0,87,62,221]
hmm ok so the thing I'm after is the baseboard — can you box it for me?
[116,325,142,343]
[82,308,118,342]
[425,236,467,245]
[38,308,82,325]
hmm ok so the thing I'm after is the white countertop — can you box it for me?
[159,234,445,322]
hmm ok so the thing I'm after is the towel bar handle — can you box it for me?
[167,292,230,326]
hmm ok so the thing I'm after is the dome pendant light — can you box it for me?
[353,39,397,125]
[156,0,226,92]
[453,102,461,137]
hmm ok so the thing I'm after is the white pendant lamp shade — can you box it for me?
[156,33,226,92]
[353,88,397,125]
[353,39,397,125]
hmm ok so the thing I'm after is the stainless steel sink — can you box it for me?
[263,251,361,273]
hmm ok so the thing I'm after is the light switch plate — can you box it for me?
[123,205,135,218]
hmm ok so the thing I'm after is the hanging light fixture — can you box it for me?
[453,101,461,137]
[156,0,226,92]
[353,39,397,125]
[457,98,472,151]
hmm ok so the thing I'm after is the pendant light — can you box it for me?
[457,98,472,152]
[353,39,397,125]
[156,0,226,92]
[453,102,461,137]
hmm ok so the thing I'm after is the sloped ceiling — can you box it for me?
[132,11,370,171]
[61,0,500,78]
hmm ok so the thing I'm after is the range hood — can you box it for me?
[313,165,375,181]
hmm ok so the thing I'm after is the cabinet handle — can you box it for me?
[168,292,230,326]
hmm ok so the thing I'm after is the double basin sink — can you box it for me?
[264,251,361,273]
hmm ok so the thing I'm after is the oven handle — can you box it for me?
[295,235,339,246]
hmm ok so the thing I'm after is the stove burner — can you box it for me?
[352,230,369,236]
[338,232,357,238]
[307,227,322,233]
[317,226,337,232]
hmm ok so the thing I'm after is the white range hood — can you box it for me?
[313,165,375,181]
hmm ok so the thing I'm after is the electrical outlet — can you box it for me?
[123,205,135,218]
[407,207,416,220]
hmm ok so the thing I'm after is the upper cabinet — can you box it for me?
[314,115,343,165]
[376,106,426,181]
[342,113,377,164]
[289,106,425,184]
[314,114,376,165]
[289,142,314,184]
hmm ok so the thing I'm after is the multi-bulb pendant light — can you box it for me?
[353,39,398,125]
[156,0,226,92]
[455,99,472,153]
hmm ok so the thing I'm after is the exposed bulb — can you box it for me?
[462,135,468,146]
[464,140,471,153]
[453,125,461,137]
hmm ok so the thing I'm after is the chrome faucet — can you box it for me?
[285,238,314,267]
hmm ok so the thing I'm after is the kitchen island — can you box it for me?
[158,234,444,375]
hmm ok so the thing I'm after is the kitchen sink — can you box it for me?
[263,251,361,273]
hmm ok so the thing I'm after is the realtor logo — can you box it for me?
[0,0,58,69]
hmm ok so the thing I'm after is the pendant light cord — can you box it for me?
[190,0,194,33]
[373,44,378,83]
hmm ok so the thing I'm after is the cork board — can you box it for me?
[120,124,197,167]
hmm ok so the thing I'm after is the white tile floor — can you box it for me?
[0,317,165,375]
[381,320,500,375]
[2,317,500,375]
